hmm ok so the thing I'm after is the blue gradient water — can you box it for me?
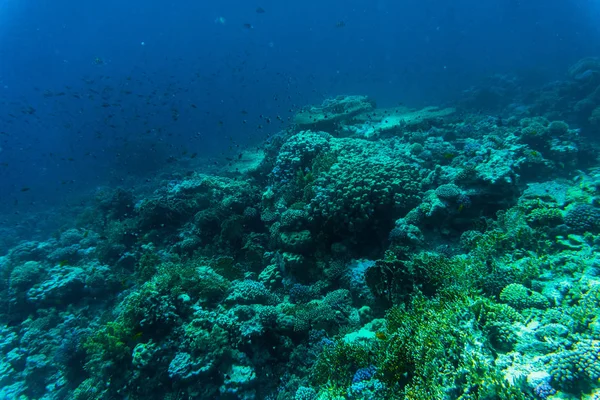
[1,0,599,220]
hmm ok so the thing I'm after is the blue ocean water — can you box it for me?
[2,0,599,216]
[1,0,600,399]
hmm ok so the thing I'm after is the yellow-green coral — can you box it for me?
[499,283,549,310]
[568,283,600,332]
[83,320,135,379]
[135,250,159,283]
[526,206,563,227]
[311,340,372,386]
[378,297,465,393]
[407,252,480,297]
[72,378,108,400]
[370,296,526,398]
[472,297,524,351]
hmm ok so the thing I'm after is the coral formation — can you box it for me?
[3,58,600,399]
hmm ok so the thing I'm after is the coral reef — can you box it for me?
[3,58,600,399]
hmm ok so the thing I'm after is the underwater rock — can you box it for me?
[8,241,52,263]
[522,180,571,206]
[9,261,44,292]
[294,95,375,132]
[257,263,283,290]
[220,149,266,175]
[168,352,207,381]
[568,57,600,80]
[26,266,86,307]
[131,342,157,370]
[349,105,455,138]
[279,230,313,253]
[219,364,257,400]
[388,218,424,248]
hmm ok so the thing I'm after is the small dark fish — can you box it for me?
[243,23,253,29]
[58,260,69,267]
[83,231,89,238]
[335,21,346,28]
[238,153,243,160]
[256,7,265,13]
[20,187,30,192]
[240,110,248,115]
[190,104,197,109]
[190,152,198,159]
